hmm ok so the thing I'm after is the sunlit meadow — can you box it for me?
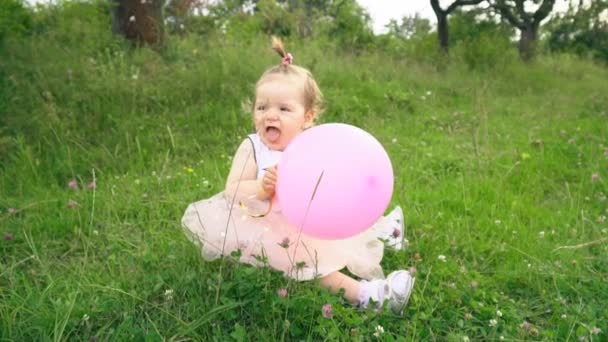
[1,6,608,341]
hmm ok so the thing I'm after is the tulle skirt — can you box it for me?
[182,193,392,281]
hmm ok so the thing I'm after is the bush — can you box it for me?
[0,0,32,43]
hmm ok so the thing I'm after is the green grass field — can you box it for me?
[1,24,607,341]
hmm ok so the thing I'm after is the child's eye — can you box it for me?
[280,107,290,112]
[256,105,265,111]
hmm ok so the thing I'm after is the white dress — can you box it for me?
[182,134,398,281]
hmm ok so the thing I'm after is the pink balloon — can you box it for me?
[276,123,394,240]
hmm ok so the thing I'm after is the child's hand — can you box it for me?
[258,166,278,199]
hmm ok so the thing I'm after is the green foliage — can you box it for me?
[0,0,32,43]
[449,9,517,70]
[545,1,608,63]
[1,2,608,341]
[325,0,374,49]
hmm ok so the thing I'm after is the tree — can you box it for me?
[430,0,484,53]
[111,0,165,47]
[545,0,608,63]
[489,0,555,61]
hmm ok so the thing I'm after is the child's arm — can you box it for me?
[225,139,271,200]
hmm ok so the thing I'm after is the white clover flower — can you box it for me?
[373,325,384,338]
[496,310,503,317]
[391,138,397,144]
[82,314,90,322]
[438,255,447,262]
[539,231,545,238]
[462,337,470,342]
[561,314,567,319]
[489,319,498,327]
[495,219,501,225]
[164,289,174,301]
[426,91,432,96]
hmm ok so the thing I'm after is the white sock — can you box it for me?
[358,279,387,308]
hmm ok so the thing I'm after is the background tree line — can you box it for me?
[1,0,606,66]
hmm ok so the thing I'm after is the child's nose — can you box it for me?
[265,109,280,120]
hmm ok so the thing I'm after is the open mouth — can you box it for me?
[265,126,281,142]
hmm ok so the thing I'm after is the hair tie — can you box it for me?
[282,53,293,66]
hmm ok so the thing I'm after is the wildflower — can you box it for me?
[322,304,332,318]
[464,313,473,320]
[489,319,498,327]
[521,321,531,331]
[392,228,401,238]
[184,166,194,173]
[561,314,567,319]
[82,314,90,322]
[68,179,78,189]
[592,327,602,335]
[500,336,504,340]
[471,280,478,290]
[495,219,501,225]
[278,237,290,249]
[462,337,470,342]
[448,282,456,289]
[530,328,539,337]
[87,181,96,189]
[67,200,78,209]
[408,266,417,276]
[391,138,397,144]
[592,173,600,182]
[3,233,14,241]
[413,253,422,262]
[373,325,384,338]
[496,310,503,317]
[539,231,545,238]
[426,91,432,96]
[438,255,446,262]
[164,289,174,301]
[129,15,136,22]
[277,288,288,298]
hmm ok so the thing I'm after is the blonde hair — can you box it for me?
[253,37,324,116]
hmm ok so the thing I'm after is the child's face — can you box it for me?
[254,74,314,151]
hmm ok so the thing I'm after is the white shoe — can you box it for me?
[385,270,415,315]
[385,206,406,250]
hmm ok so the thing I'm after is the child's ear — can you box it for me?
[304,110,316,128]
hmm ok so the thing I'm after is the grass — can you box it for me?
[1,8,608,341]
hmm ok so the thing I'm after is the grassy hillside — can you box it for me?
[1,7,607,341]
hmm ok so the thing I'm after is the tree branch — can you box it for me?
[514,0,531,23]
[532,0,556,23]
[492,0,524,28]
[446,0,484,14]
[430,0,445,16]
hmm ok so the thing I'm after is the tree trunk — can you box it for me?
[111,0,164,47]
[518,23,538,61]
[437,12,449,53]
